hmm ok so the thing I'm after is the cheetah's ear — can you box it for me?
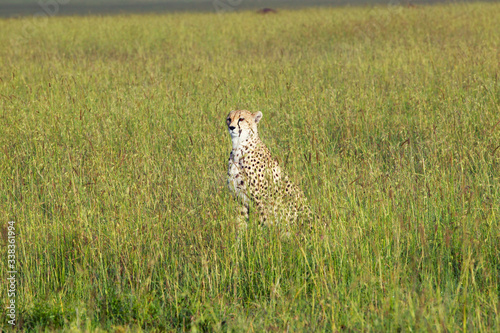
[254,111,263,124]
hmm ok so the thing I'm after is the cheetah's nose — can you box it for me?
[229,126,236,130]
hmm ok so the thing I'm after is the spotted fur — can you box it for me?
[226,110,311,228]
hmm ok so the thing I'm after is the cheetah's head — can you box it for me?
[226,110,263,143]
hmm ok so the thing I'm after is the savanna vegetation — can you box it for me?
[0,2,499,331]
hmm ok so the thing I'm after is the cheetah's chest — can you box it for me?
[227,147,251,203]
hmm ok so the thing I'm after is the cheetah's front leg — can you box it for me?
[236,203,249,231]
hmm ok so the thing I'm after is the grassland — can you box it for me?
[0,2,499,331]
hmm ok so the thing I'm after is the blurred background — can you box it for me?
[0,0,477,18]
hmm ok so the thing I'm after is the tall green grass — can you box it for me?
[0,2,499,331]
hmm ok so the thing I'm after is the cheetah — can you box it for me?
[226,110,311,228]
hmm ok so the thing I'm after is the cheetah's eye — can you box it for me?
[238,118,244,122]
